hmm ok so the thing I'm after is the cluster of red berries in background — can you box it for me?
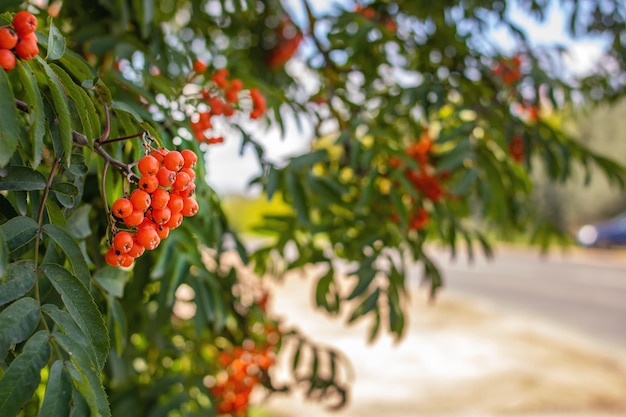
[105,148,199,267]
[189,66,267,144]
[508,134,525,164]
[354,5,398,33]
[267,14,303,69]
[210,342,277,416]
[0,11,39,71]
[492,55,522,86]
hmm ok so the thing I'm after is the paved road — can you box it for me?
[419,246,626,349]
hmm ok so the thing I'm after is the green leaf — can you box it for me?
[51,64,97,141]
[46,20,66,60]
[0,297,41,357]
[107,297,127,355]
[41,224,90,287]
[66,153,89,177]
[347,288,380,324]
[38,360,72,417]
[0,260,37,307]
[0,331,51,417]
[287,149,327,171]
[0,68,20,168]
[0,216,39,253]
[67,204,92,239]
[54,333,111,417]
[0,228,6,277]
[109,100,144,123]
[285,172,309,226]
[42,263,109,370]
[37,56,73,165]
[93,267,129,298]
[265,165,280,200]
[17,62,46,169]
[0,166,47,191]
[346,268,377,300]
[45,199,68,229]
[51,181,79,197]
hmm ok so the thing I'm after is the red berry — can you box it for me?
[176,182,196,198]
[150,188,170,210]
[0,49,15,71]
[113,231,134,253]
[155,224,170,240]
[0,27,18,50]
[168,194,184,213]
[180,149,198,168]
[130,189,151,212]
[194,60,207,72]
[181,197,199,216]
[127,241,145,258]
[165,212,183,229]
[138,175,159,193]
[105,247,124,267]
[163,150,184,172]
[15,38,38,60]
[137,155,160,176]
[111,197,133,218]
[172,171,191,191]
[157,167,176,187]
[13,11,37,36]
[119,253,134,267]
[151,207,172,224]
[135,226,160,250]
[151,148,168,163]
[123,210,145,227]
[180,167,196,182]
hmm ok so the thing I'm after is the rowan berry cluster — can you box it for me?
[105,148,199,267]
[492,55,522,86]
[189,67,267,144]
[210,343,276,416]
[0,11,39,71]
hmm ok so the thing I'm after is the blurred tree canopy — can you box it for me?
[0,0,625,416]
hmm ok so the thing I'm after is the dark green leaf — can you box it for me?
[51,64,97,141]
[45,199,68,229]
[17,62,45,169]
[110,100,144,123]
[346,269,376,300]
[42,263,109,370]
[37,56,73,165]
[0,68,19,168]
[41,224,90,287]
[46,21,66,60]
[265,165,280,201]
[347,288,380,324]
[0,260,37,307]
[51,181,79,197]
[0,216,39,253]
[67,204,92,239]
[66,153,89,177]
[285,172,309,226]
[0,297,41,357]
[0,166,47,191]
[0,228,6,277]
[38,360,72,417]
[288,149,327,171]
[0,331,51,417]
[107,297,127,355]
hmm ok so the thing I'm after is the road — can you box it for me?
[422,245,626,349]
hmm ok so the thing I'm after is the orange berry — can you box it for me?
[111,197,133,218]
[163,150,184,172]
[127,241,145,258]
[123,209,145,227]
[105,247,124,267]
[151,148,168,162]
[151,207,172,224]
[209,97,224,115]
[113,231,134,253]
[130,189,151,212]
[0,27,18,50]
[165,212,183,229]
[176,182,196,198]
[193,59,207,72]
[135,226,160,250]
[14,38,38,60]
[180,149,198,168]
[150,188,170,210]
[167,194,184,213]
[230,78,243,92]
[180,167,196,182]
[172,171,191,191]
[119,253,134,267]
[225,88,239,103]
[137,155,160,176]
[0,49,15,71]
[157,166,176,187]
[13,11,37,36]
[181,197,199,216]
[155,224,170,239]
[138,175,159,193]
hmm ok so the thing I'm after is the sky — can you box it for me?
[204,0,607,195]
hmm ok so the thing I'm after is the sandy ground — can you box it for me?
[256,266,626,417]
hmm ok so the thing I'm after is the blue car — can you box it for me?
[576,213,626,247]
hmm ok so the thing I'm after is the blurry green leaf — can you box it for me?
[285,172,309,226]
[266,165,280,200]
[347,288,380,324]
[450,168,478,196]
[0,216,39,253]
[107,296,127,355]
[287,149,327,171]
[46,21,66,60]
[42,224,90,287]
[0,331,51,417]
[39,360,72,417]
[17,62,45,169]
[0,68,19,168]
[0,260,37,307]
[346,268,376,300]
[0,166,47,191]
[93,267,129,298]
[0,297,41,357]
[42,263,109,370]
